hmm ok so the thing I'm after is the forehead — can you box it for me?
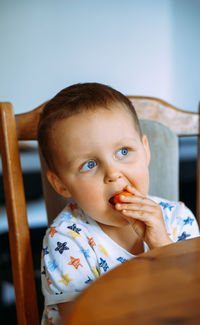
[48,106,141,162]
[50,105,138,141]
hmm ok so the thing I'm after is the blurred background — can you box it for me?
[0,0,200,323]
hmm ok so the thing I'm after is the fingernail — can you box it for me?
[116,203,121,209]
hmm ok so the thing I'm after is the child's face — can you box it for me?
[48,105,150,228]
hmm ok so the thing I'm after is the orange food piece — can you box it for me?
[110,190,133,205]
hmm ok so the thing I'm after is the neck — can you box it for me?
[98,223,144,255]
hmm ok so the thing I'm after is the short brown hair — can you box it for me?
[38,82,141,171]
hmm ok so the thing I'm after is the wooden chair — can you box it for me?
[0,97,199,325]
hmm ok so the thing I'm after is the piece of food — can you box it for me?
[109,190,133,206]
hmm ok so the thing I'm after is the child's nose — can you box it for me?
[104,164,122,183]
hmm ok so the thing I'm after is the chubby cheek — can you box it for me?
[140,173,149,195]
[72,183,103,213]
[129,169,149,195]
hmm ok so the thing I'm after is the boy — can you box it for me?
[38,83,199,324]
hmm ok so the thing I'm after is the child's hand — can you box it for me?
[115,185,173,249]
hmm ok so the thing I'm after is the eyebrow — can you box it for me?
[112,137,139,148]
[65,153,93,168]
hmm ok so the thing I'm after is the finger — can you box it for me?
[122,208,166,233]
[118,194,159,210]
[116,192,145,204]
[125,185,144,198]
[121,208,158,226]
[125,185,155,205]
[116,201,156,213]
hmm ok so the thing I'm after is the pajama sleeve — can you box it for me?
[174,202,200,241]
[159,199,200,242]
[41,216,100,306]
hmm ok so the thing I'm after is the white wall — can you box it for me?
[171,0,200,110]
[0,0,199,113]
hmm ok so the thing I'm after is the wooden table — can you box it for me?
[64,237,200,325]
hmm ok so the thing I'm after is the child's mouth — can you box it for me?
[109,196,115,206]
[109,190,133,207]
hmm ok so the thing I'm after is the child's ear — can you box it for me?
[142,134,151,166]
[46,170,71,198]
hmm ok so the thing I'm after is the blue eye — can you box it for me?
[117,148,129,158]
[81,160,97,171]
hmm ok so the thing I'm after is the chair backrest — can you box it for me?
[0,97,199,325]
[140,119,179,201]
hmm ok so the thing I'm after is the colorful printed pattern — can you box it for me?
[41,197,199,324]
[159,199,199,242]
